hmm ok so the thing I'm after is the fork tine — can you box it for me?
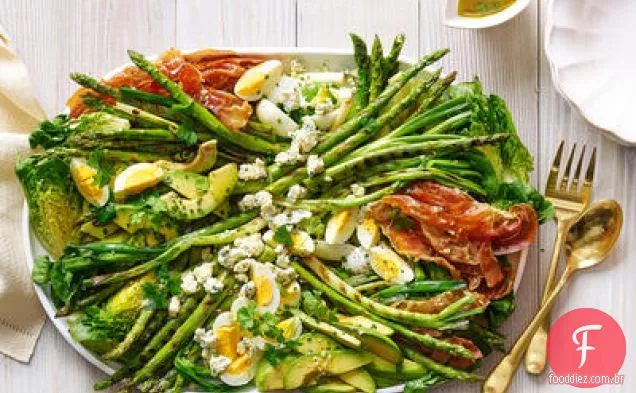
[559,143,577,191]
[585,147,597,184]
[570,144,586,190]
[546,141,565,193]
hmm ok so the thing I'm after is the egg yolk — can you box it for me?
[280,283,300,306]
[74,166,103,200]
[375,257,399,281]
[254,275,273,307]
[276,319,298,340]
[122,165,162,194]
[236,71,265,97]
[215,325,241,359]
[225,354,252,375]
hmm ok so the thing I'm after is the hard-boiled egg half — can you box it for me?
[70,158,110,206]
[356,217,380,249]
[255,99,298,137]
[234,60,283,101]
[211,311,262,386]
[369,244,414,284]
[276,315,303,340]
[325,208,359,244]
[113,162,164,200]
[250,262,281,314]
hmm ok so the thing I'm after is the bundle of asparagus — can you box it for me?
[19,33,551,393]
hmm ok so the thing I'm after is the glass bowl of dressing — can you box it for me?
[444,0,532,29]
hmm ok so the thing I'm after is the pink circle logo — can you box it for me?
[547,308,626,387]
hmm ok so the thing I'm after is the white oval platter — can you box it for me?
[22,48,528,393]
[546,0,636,145]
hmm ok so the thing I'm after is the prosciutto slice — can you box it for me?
[371,181,538,299]
[67,49,263,130]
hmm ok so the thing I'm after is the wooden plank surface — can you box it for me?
[0,0,632,392]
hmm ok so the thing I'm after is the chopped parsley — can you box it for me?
[273,225,293,247]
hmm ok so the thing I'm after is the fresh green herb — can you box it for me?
[264,339,298,365]
[404,371,446,393]
[92,201,116,224]
[87,149,114,188]
[287,106,316,125]
[175,116,198,146]
[142,282,169,310]
[273,225,293,246]
[236,303,284,341]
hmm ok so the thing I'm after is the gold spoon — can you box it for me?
[482,199,623,393]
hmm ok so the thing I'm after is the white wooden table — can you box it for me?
[0,1,633,392]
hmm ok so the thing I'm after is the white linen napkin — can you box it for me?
[0,25,48,362]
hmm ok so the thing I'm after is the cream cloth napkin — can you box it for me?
[0,25,48,362]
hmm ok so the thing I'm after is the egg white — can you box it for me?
[234,60,283,101]
[250,262,281,314]
[369,245,415,284]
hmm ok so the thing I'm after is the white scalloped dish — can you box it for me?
[23,48,529,393]
[546,0,636,145]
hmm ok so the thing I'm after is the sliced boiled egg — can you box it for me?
[314,241,356,261]
[255,99,299,138]
[70,158,110,207]
[280,281,301,307]
[290,230,315,255]
[276,316,303,340]
[211,311,262,386]
[234,60,283,101]
[369,245,414,284]
[250,262,281,314]
[357,217,380,249]
[113,162,164,201]
[325,208,359,244]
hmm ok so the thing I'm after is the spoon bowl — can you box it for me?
[565,199,622,271]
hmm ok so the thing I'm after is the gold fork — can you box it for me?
[523,142,595,374]
[481,142,596,393]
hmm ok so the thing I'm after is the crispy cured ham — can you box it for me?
[371,181,538,299]
[67,49,263,130]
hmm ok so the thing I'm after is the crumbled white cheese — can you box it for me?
[274,244,286,253]
[275,267,297,286]
[306,155,325,175]
[269,209,312,228]
[234,234,265,258]
[180,271,199,294]
[287,184,307,202]
[238,158,268,181]
[141,299,152,308]
[168,296,181,318]
[203,277,224,294]
[217,234,264,268]
[235,273,249,283]
[274,143,305,166]
[233,258,254,274]
[291,118,320,153]
[344,247,371,274]
[239,281,257,299]
[262,229,275,243]
[193,262,214,283]
[275,252,291,268]
[209,355,232,376]
[238,190,273,212]
[194,328,217,350]
[350,184,365,197]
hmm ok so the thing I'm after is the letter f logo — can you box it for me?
[572,324,602,368]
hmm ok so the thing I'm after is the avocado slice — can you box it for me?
[293,310,361,349]
[163,170,209,199]
[338,369,376,393]
[335,323,403,364]
[366,355,425,380]
[156,140,217,173]
[305,382,357,393]
[297,333,342,354]
[283,350,373,390]
[336,314,394,336]
[162,163,237,220]
[255,358,286,391]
